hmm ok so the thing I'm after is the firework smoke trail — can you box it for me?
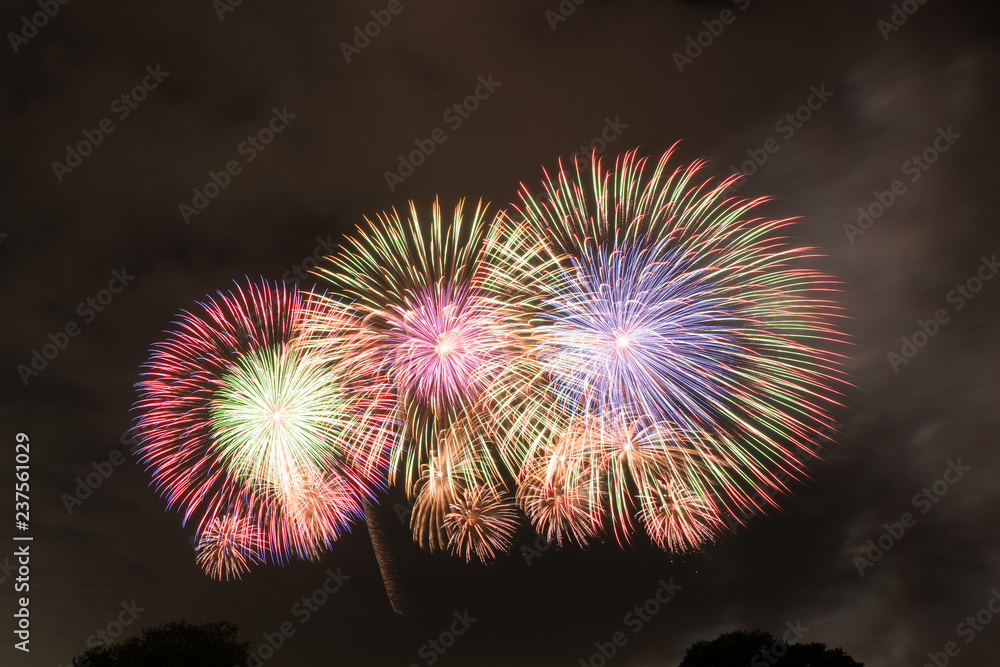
[361,499,411,616]
[312,198,544,555]
[135,280,394,571]
[492,146,847,550]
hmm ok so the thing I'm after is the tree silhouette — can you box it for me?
[678,629,864,667]
[72,620,252,667]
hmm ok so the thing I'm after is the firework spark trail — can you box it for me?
[135,280,393,571]
[490,146,848,550]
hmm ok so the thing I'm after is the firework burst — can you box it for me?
[408,415,483,553]
[493,146,847,550]
[637,473,724,553]
[195,510,265,581]
[516,417,600,547]
[278,465,366,560]
[445,485,519,563]
[136,145,847,575]
[312,198,540,552]
[135,280,392,570]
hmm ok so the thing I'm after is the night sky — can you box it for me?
[3,1,1000,665]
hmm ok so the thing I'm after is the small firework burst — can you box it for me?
[195,511,265,581]
[637,474,724,552]
[445,485,519,563]
[408,416,485,553]
[517,425,600,547]
[278,465,365,561]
